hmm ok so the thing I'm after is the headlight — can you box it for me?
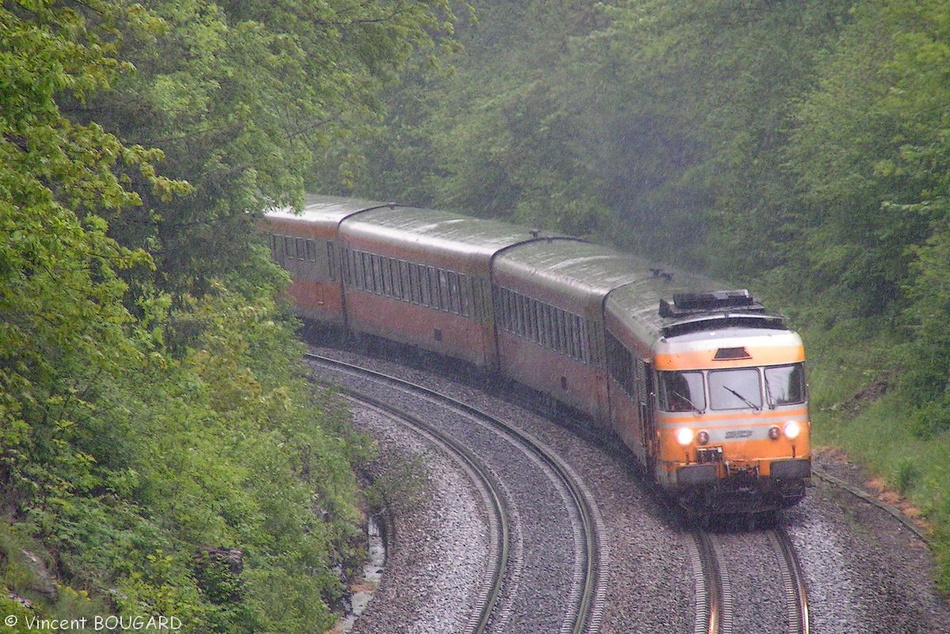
[784,421,801,439]
[768,426,781,440]
[676,428,694,446]
[697,430,710,445]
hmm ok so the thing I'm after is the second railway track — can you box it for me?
[307,352,609,634]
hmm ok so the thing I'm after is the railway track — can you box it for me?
[307,352,608,634]
[689,526,809,634]
[338,390,509,633]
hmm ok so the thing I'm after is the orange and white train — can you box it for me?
[263,195,811,514]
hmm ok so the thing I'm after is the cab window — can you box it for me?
[709,368,762,410]
[765,363,806,406]
[658,371,706,412]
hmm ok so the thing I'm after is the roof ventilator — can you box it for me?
[659,289,764,318]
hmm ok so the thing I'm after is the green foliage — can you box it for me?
[336,0,950,593]
[3,0,451,631]
[77,0,464,302]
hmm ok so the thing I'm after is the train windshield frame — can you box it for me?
[657,370,706,412]
[657,362,806,413]
[764,363,807,407]
[709,368,763,411]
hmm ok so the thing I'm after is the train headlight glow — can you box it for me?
[676,428,694,446]
[784,421,802,440]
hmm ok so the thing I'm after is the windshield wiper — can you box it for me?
[723,386,760,411]
[672,390,705,414]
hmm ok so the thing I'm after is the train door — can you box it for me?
[637,359,656,471]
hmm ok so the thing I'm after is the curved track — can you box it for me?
[338,389,509,633]
[307,353,608,634]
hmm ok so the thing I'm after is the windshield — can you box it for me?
[709,368,762,410]
[658,371,706,412]
[765,363,806,406]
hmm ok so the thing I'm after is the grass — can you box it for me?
[802,317,950,595]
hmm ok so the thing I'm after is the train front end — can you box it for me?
[652,292,811,514]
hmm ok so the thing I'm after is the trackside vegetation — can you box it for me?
[1,0,460,631]
[4,4,950,631]
[327,1,950,594]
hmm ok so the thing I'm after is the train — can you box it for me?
[262,194,811,514]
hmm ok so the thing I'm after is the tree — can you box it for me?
[74,0,462,305]
[1,0,183,513]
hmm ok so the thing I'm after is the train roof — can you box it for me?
[263,194,394,228]
[338,205,550,261]
[492,240,647,316]
[606,276,789,346]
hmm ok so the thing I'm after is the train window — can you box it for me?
[304,239,314,262]
[495,288,506,328]
[283,236,294,258]
[534,302,544,346]
[580,318,589,362]
[512,293,521,335]
[416,266,428,306]
[765,363,806,406]
[379,256,390,296]
[538,302,551,348]
[658,371,706,412]
[388,259,398,298]
[357,251,367,289]
[544,305,555,350]
[458,274,470,316]
[327,243,336,280]
[347,250,357,287]
[398,261,409,301]
[340,247,353,286]
[606,331,634,394]
[431,267,440,308]
[406,264,417,303]
[348,250,358,287]
[381,257,391,297]
[351,250,362,288]
[375,255,385,294]
[361,253,373,292]
[523,297,533,339]
[295,238,306,260]
[357,252,367,291]
[444,271,458,313]
[709,368,762,410]
[555,309,567,355]
[525,299,536,343]
[500,288,513,332]
[409,264,422,304]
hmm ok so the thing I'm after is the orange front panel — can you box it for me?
[654,345,805,371]
[655,412,811,478]
[345,292,494,367]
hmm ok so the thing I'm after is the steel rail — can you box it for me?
[771,528,810,634]
[689,529,732,634]
[338,388,508,634]
[307,352,606,634]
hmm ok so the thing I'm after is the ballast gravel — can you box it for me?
[347,404,490,634]
[317,344,950,634]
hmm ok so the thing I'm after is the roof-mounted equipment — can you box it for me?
[659,289,764,318]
